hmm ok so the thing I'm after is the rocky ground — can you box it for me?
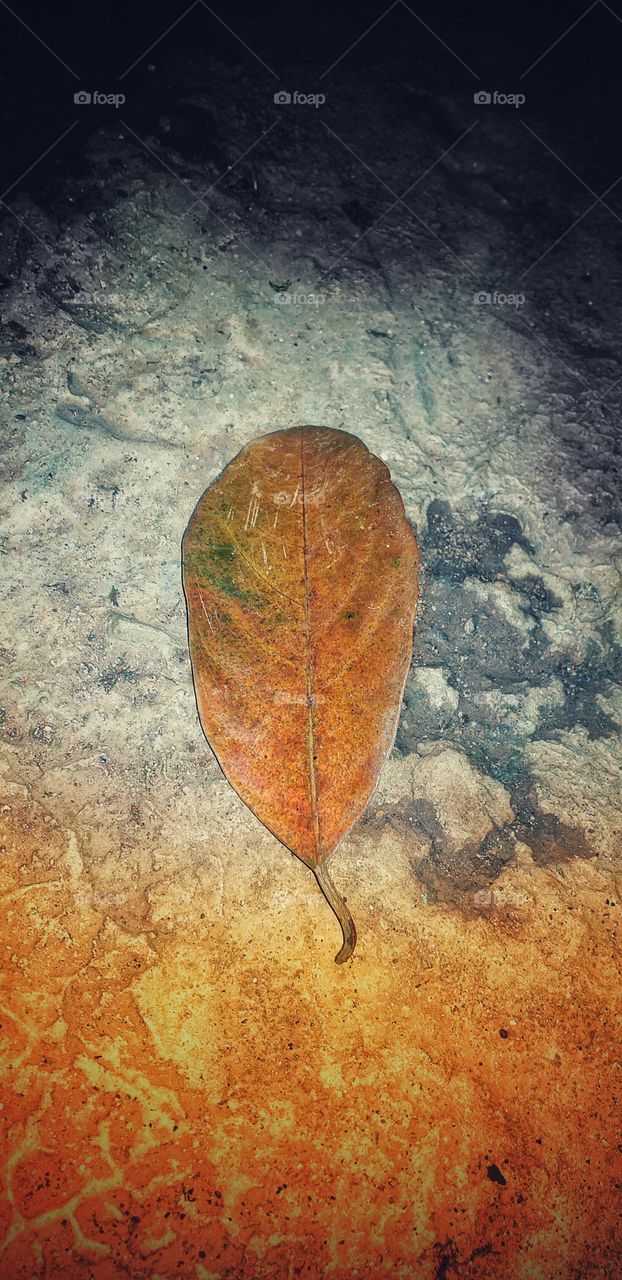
[0,4,620,1277]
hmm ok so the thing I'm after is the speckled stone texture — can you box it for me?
[0,7,621,1277]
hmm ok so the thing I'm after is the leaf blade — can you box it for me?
[182,426,419,960]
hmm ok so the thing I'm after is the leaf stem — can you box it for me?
[314,863,357,964]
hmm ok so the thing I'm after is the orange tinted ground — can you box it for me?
[1,796,620,1280]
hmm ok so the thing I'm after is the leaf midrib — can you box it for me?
[300,430,321,861]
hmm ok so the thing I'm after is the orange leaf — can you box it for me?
[182,427,419,962]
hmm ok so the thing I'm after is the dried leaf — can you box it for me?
[182,426,419,961]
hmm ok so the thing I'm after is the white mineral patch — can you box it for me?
[410,667,459,715]
[477,680,565,740]
[525,727,622,858]
[463,577,534,636]
[0,756,28,802]
[380,748,514,853]
[506,537,622,660]
[596,682,622,728]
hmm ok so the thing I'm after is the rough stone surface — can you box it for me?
[0,12,620,1278]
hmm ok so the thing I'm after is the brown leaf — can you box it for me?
[182,426,419,962]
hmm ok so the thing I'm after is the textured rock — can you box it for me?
[379,746,514,852]
[0,23,620,1280]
